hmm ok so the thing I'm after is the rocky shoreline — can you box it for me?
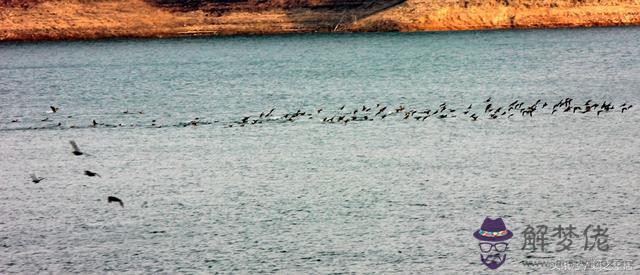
[1,0,640,41]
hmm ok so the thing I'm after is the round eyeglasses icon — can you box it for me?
[479,242,509,253]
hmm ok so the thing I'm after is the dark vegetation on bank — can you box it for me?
[2,0,41,8]
[150,0,377,11]
[0,0,376,10]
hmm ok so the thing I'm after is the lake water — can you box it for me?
[1,28,639,273]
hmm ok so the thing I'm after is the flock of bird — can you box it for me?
[4,97,633,131]
[29,140,124,208]
[225,97,632,127]
[18,97,634,207]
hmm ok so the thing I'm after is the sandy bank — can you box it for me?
[1,0,639,41]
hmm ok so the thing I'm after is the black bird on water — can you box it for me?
[375,106,387,116]
[30,174,45,183]
[485,104,492,113]
[108,196,124,207]
[265,108,275,117]
[70,140,83,156]
[50,106,59,113]
[84,170,101,177]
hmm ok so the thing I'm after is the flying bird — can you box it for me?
[108,196,124,208]
[30,174,45,183]
[70,140,83,156]
[84,170,101,177]
[50,106,59,113]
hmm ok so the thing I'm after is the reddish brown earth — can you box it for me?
[1,0,639,41]
[351,0,640,32]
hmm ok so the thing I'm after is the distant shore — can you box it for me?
[2,0,640,42]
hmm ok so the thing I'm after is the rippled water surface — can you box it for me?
[1,28,640,273]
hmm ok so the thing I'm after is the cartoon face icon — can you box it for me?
[478,241,509,269]
[473,217,513,270]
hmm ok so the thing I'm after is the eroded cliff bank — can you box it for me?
[351,0,640,32]
[1,0,640,41]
